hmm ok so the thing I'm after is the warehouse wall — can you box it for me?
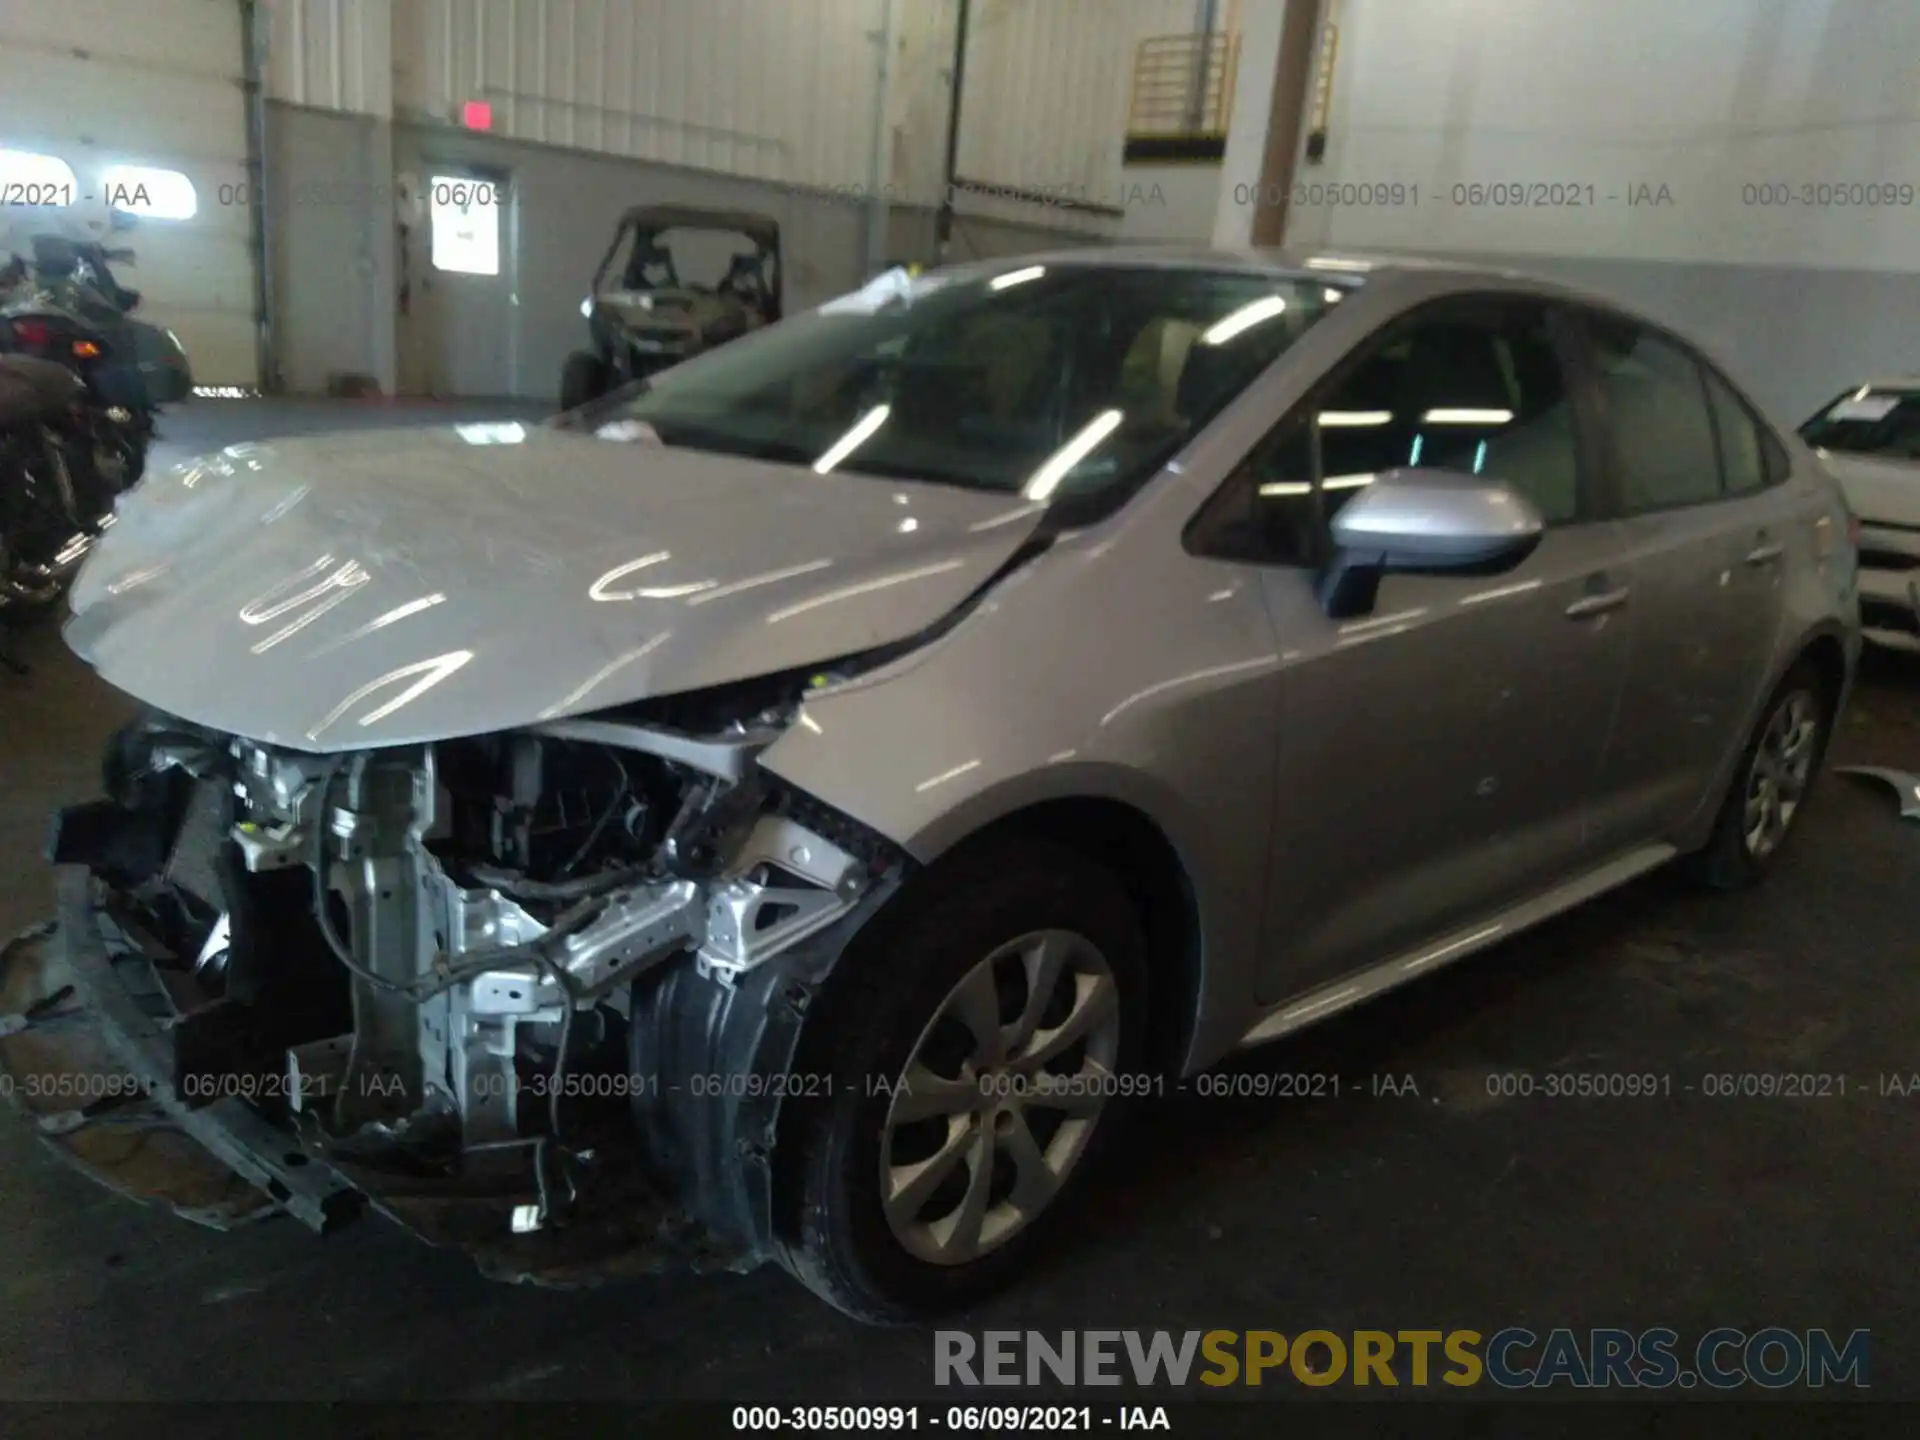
[266,0,395,117]
[391,122,879,401]
[261,0,1187,396]
[265,0,1193,213]
[1286,0,1920,416]
[942,0,1196,202]
[265,102,398,395]
[1,0,257,384]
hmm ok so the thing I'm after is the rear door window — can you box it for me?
[1583,317,1722,513]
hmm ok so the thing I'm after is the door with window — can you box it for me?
[1188,296,1636,1001]
[1572,312,1796,851]
[397,165,516,397]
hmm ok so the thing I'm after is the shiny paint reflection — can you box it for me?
[988,265,1046,291]
[306,650,475,742]
[765,558,967,624]
[914,758,982,792]
[538,632,672,719]
[454,422,529,445]
[238,555,369,634]
[307,593,449,658]
[685,558,835,607]
[1021,410,1124,501]
[1202,294,1289,346]
[589,553,671,601]
[813,405,891,474]
[1098,654,1277,728]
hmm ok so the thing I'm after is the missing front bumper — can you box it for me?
[0,868,747,1284]
[0,867,358,1231]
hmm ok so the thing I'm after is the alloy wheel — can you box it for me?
[1743,688,1820,860]
[880,929,1123,1266]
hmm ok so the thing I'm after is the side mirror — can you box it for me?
[1320,467,1544,616]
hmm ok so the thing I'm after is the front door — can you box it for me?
[1231,298,1633,1001]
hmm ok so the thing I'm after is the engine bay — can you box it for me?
[46,698,897,1253]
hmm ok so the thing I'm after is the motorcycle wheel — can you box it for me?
[2,441,92,612]
[0,535,76,612]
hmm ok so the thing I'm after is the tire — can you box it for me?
[777,834,1149,1323]
[1,564,74,613]
[559,351,609,412]
[0,522,77,614]
[1682,659,1834,890]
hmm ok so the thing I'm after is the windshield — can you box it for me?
[1799,386,1920,460]
[585,264,1345,507]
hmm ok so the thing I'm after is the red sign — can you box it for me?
[461,100,493,131]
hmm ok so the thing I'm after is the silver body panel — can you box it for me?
[63,426,1042,750]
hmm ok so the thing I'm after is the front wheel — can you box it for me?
[777,835,1148,1322]
[1683,659,1833,889]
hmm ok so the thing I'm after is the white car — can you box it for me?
[1801,381,1920,651]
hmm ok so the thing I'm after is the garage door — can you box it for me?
[0,0,256,386]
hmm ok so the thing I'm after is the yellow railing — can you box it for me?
[1127,32,1240,138]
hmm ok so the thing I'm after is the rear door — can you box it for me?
[1571,310,1795,850]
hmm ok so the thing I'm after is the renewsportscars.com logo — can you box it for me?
[934,1328,1871,1390]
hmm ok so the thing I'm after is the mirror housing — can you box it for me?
[1319,467,1545,617]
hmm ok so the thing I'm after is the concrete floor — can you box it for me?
[0,401,1916,1401]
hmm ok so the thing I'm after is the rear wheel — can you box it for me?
[778,835,1147,1323]
[1683,659,1832,889]
[559,351,609,412]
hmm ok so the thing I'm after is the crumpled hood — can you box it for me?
[66,423,1045,751]
[1819,450,1920,528]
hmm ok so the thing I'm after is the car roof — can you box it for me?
[953,246,1756,371]
[995,244,1547,287]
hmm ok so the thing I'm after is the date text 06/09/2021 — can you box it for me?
[730,1405,1170,1432]
[1228,180,1679,209]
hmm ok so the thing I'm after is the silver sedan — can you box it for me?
[24,249,1860,1321]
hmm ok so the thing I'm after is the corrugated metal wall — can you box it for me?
[266,0,395,118]
[393,0,886,187]
[2,0,259,383]
[264,0,1207,202]
[953,0,1194,199]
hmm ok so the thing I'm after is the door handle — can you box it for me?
[1565,587,1630,619]
[1744,540,1786,565]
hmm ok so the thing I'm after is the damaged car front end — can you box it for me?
[0,408,1043,1284]
[4,255,1355,1318]
[20,672,907,1279]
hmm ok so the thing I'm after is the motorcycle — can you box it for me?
[0,352,108,618]
[0,235,192,491]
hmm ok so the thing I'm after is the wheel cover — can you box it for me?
[1743,688,1820,860]
[879,928,1122,1266]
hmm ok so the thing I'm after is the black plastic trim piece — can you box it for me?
[46,866,362,1232]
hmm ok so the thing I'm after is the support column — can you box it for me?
[1211,0,1327,249]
